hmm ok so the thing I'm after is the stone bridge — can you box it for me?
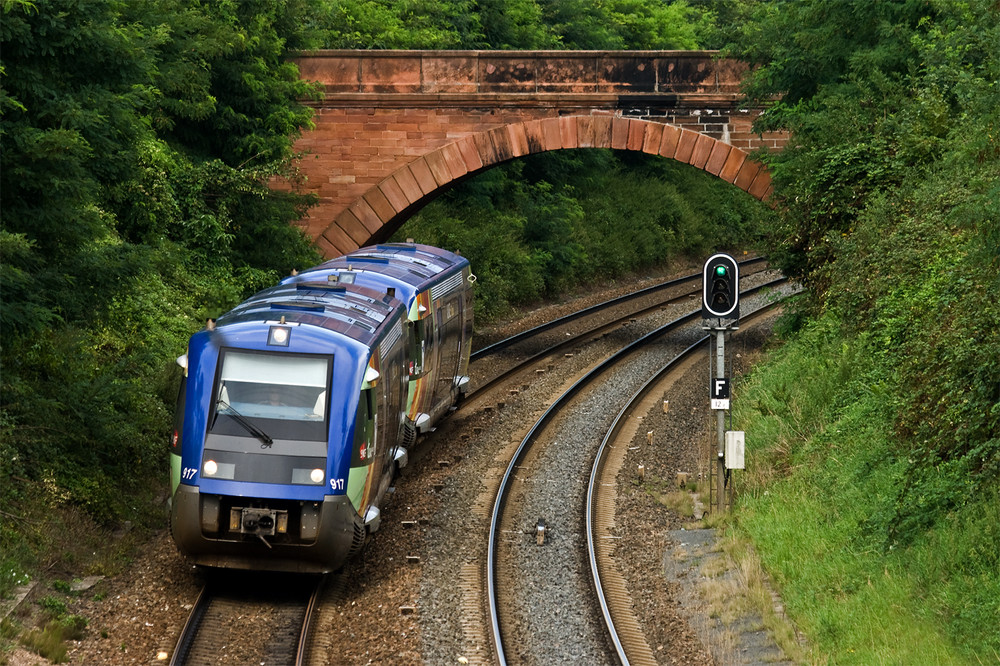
[288,50,787,258]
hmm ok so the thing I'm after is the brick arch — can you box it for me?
[317,116,772,258]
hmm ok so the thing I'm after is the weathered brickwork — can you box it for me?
[287,51,787,258]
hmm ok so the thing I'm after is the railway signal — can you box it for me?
[702,253,739,320]
[701,252,741,513]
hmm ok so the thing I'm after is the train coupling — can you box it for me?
[231,507,288,547]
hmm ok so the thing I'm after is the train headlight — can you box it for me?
[310,468,324,484]
[204,460,218,476]
[268,326,291,347]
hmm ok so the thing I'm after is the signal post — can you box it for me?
[702,254,741,512]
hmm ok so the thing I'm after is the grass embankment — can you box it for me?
[731,316,1000,664]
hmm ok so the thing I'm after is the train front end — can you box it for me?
[169,284,401,573]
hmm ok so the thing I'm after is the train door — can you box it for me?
[433,294,464,412]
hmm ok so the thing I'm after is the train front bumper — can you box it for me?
[170,484,360,573]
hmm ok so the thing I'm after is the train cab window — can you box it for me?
[210,350,331,441]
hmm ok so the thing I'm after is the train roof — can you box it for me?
[215,280,402,347]
[302,243,468,292]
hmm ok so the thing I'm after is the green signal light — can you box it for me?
[715,265,727,276]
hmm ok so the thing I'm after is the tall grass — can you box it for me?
[731,315,1000,664]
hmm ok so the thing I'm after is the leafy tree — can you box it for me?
[0,0,320,534]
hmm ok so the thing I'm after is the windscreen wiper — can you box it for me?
[216,399,274,448]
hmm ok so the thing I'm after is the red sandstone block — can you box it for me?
[577,116,596,148]
[408,159,438,195]
[674,129,698,162]
[322,225,359,257]
[441,143,470,179]
[642,123,664,155]
[365,187,397,222]
[480,56,537,93]
[324,220,359,250]
[559,117,579,149]
[733,160,762,192]
[689,134,716,168]
[361,55,421,93]
[506,124,530,157]
[658,124,681,159]
[393,167,424,205]
[592,116,612,147]
[421,55,478,93]
[522,119,547,153]
[297,56,360,92]
[349,198,384,237]
[536,57,598,93]
[456,136,484,171]
[748,168,772,200]
[540,117,562,151]
[718,148,748,183]
[704,142,732,176]
[611,117,630,150]
[424,150,453,185]
[338,207,374,245]
[626,120,645,152]
[315,231,340,260]
[377,177,409,213]
[487,126,514,162]
[472,132,500,167]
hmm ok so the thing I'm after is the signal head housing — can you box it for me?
[702,253,740,320]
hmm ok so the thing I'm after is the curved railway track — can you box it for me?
[586,299,786,665]
[486,279,791,665]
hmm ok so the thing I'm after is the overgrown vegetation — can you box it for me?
[1,0,322,602]
[723,0,999,661]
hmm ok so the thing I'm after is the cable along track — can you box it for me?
[486,279,790,665]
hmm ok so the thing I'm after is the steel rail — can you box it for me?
[168,585,210,666]
[486,277,788,664]
[295,574,327,666]
[585,296,787,665]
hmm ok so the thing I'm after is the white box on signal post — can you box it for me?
[725,431,745,469]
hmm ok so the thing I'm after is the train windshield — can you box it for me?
[210,349,332,441]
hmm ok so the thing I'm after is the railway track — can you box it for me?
[168,573,324,666]
[485,279,791,665]
[586,299,786,665]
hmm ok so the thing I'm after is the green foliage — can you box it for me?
[314,0,712,49]
[716,0,1000,660]
[733,316,1000,662]
[395,149,773,322]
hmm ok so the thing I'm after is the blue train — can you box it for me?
[169,243,474,572]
